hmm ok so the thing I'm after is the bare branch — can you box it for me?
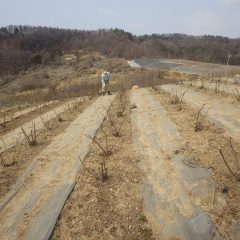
[21,123,37,146]
[209,137,240,181]
[194,104,210,131]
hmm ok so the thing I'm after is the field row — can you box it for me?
[0,85,239,239]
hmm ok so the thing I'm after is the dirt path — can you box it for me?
[0,100,59,125]
[160,84,240,142]
[0,98,86,153]
[0,95,114,240]
[131,88,220,239]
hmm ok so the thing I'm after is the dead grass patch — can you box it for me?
[0,100,63,135]
[0,97,94,201]
[153,89,240,239]
[52,94,153,240]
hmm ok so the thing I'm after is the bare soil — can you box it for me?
[0,97,95,201]
[153,89,240,239]
[52,94,154,240]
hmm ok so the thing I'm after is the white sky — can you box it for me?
[1,0,240,38]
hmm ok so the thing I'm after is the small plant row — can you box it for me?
[80,90,129,182]
[166,87,240,182]
[0,97,86,167]
[169,88,188,110]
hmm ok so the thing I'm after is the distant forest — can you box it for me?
[1,25,240,74]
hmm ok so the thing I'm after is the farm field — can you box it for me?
[0,57,239,240]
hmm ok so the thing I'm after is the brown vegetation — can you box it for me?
[0,97,94,200]
[1,26,240,76]
[194,104,209,131]
[154,89,240,239]
[52,95,153,240]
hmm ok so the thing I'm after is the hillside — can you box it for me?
[0,27,240,239]
[1,26,240,76]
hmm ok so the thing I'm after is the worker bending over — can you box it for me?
[101,71,111,95]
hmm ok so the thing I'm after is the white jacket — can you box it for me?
[101,72,111,85]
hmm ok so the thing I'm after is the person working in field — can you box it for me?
[101,71,111,95]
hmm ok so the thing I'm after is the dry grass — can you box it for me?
[52,94,154,240]
[18,72,51,91]
[154,89,240,239]
[0,54,181,110]
[0,55,130,107]
[0,97,94,200]
[169,88,187,110]
[209,137,240,181]
[0,100,63,136]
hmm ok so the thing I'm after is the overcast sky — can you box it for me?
[1,0,240,38]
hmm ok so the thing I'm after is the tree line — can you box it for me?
[0,25,240,75]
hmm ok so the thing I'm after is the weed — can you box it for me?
[140,227,154,240]
[170,88,187,110]
[21,123,37,146]
[139,213,148,223]
[39,114,56,130]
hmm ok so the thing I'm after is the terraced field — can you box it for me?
[0,100,59,125]
[0,62,239,240]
